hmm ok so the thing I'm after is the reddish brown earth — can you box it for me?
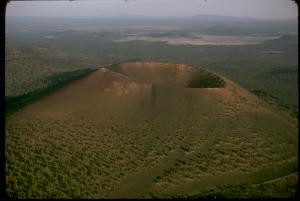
[6,62,298,198]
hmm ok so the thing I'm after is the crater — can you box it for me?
[186,70,225,88]
[107,61,225,89]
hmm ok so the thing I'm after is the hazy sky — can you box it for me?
[6,0,298,19]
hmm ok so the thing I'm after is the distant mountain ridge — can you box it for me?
[186,14,265,21]
[7,14,297,22]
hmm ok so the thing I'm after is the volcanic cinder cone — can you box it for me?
[6,62,298,198]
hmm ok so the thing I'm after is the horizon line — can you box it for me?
[6,14,298,20]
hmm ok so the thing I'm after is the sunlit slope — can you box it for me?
[6,62,298,198]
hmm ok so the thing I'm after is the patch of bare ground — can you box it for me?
[113,35,279,46]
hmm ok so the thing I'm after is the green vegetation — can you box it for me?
[5,68,96,117]
[188,173,298,199]
[251,90,298,119]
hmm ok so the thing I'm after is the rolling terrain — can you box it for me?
[6,17,298,119]
[5,62,298,198]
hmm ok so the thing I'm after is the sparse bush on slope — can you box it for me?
[5,68,96,117]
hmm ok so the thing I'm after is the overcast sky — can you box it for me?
[6,0,298,19]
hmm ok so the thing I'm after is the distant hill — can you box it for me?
[202,24,247,35]
[186,14,265,22]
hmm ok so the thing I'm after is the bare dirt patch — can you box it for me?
[114,35,279,46]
